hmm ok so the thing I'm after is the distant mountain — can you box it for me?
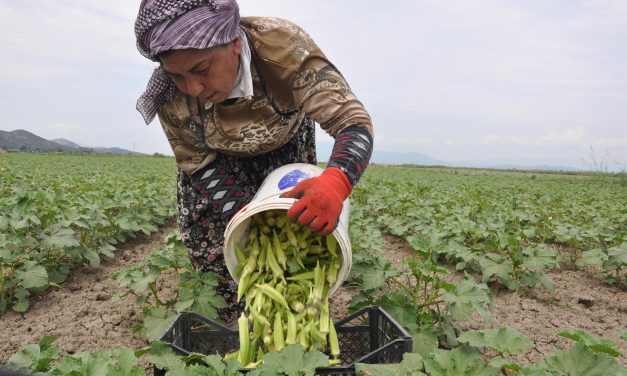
[89,147,143,155]
[1,130,72,151]
[51,138,81,149]
[0,129,142,155]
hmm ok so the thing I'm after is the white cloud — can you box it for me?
[0,1,144,66]
[593,136,627,147]
[0,65,70,80]
[50,123,84,132]
[536,127,586,145]
[444,127,587,147]
[375,136,434,150]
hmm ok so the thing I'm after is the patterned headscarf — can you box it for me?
[135,0,241,124]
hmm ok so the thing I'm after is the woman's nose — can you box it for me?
[184,77,204,97]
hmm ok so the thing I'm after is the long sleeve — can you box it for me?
[327,125,373,186]
[289,29,374,186]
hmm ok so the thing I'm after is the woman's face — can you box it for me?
[160,37,242,104]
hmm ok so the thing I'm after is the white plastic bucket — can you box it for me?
[223,163,351,296]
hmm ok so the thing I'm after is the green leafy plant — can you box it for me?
[7,336,145,376]
[348,251,493,352]
[0,154,177,313]
[148,342,327,376]
[349,165,627,292]
[355,328,627,376]
[602,243,626,287]
[557,329,622,357]
[457,327,533,373]
[8,335,61,373]
[356,352,426,375]
[521,342,626,376]
[248,345,329,376]
[146,341,243,376]
[113,231,226,340]
[356,348,497,376]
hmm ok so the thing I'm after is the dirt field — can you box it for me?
[0,222,177,365]
[1,224,625,369]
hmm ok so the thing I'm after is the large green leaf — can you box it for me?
[83,249,101,268]
[147,341,187,374]
[350,252,400,291]
[8,344,41,371]
[443,276,493,322]
[606,243,627,266]
[49,350,115,376]
[542,343,626,376]
[175,285,226,319]
[478,254,516,290]
[127,269,159,293]
[40,224,80,249]
[197,354,227,374]
[355,363,400,375]
[0,216,8,231]
[399,352,426,375]
[412,327,439,358]
[48,265,70,284]
[251,345,328,376]
[423,347,498,376]
[16,262,49,289]
[576,248,607,268]
[376,292,420,329]
[522,244,561,271]
[142,308,177,341]
[558,329,621,357]
[110,347,144,376]
[98,243,116,259]
[12,288,30,312]
[457,327,533,355]
[362,267,387,291]
[0,248,16,266]
[356,353,427,376]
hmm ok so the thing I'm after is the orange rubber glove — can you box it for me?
[280,167,352,236]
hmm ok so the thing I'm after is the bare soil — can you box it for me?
[2,227,625,370]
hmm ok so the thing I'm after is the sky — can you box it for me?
[0,0,626,169]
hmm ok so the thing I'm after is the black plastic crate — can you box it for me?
[154,306,413,375]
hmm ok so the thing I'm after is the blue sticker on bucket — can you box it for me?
[278,169,310,190]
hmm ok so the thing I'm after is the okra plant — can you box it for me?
[113,231,226,341]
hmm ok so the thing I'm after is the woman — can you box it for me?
[135,0,373,324]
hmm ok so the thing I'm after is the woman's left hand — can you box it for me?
[280,167,352,236]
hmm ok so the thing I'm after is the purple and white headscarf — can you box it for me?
[135,0,241,124]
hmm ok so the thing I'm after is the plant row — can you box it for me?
[0,154,178,312]
[7,230,626,375]
[7,330,627,375]
[349,166,626,291]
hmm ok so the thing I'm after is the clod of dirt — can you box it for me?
[577,295,595,308]
[96,293,112,301]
